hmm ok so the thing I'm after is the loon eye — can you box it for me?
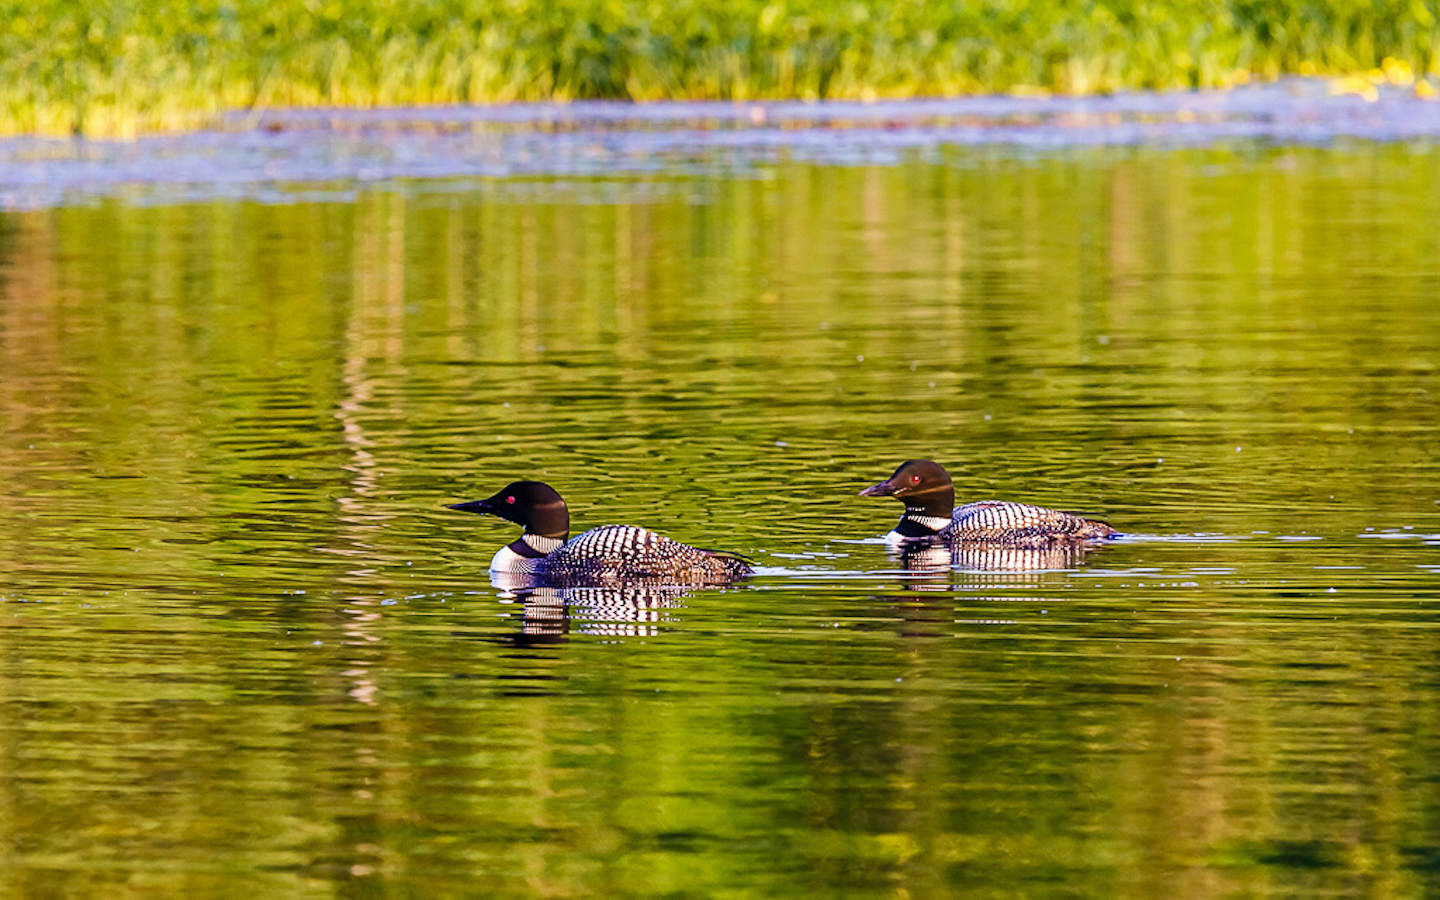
[910,474,920,484]
[506,495,515,504]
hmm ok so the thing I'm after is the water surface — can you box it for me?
[6,78,1440,209]
[0,109,1438,894]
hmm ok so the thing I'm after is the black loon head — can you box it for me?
[448,480,570,540]
[859,459,956,519]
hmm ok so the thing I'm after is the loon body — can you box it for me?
[860,460,1117,548]
[449,481,751,586]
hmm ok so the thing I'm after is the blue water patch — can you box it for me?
[4,78,1440,210]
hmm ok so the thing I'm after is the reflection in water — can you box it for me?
[892,538,1102,574]
[9,83,1440,211]
[492,570,702,643]
[330,259,390,707]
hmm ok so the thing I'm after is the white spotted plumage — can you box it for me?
[538,524,749,585]
[944,500,1116,546]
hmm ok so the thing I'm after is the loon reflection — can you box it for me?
[891,537,1100,573]
[491,569,706,642]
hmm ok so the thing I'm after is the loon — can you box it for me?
[860,460,1118,547]
[448,480,751,586]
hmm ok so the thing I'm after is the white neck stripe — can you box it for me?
[903,513,952,532]
[522,534,563,554]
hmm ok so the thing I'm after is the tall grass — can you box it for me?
[4,0,1439,136]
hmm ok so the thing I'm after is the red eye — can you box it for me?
[506,495,515,504]
[910,475,920,484]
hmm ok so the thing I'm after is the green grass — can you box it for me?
[4,0,1440,136]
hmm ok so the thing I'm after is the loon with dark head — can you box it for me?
[448,481,751,586]
[860,460,1118,547]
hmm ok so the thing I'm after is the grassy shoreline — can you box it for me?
[5,0,1440,137]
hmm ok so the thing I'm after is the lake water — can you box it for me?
[1,91,1438,894]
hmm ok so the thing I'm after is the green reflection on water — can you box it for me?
[0,145,1438,894]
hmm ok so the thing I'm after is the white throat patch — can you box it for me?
[522,534,563,555]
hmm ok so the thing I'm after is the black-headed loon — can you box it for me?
[449,480,751,585]
[860,459,1118,547]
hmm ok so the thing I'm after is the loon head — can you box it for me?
[859,459,956,522]
[448,480,570,540]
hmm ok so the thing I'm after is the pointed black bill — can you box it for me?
[859,480,896,498]
[447,499,494,514]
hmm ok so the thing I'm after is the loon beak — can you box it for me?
[447,499,495,515]
[859,479,897,498]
